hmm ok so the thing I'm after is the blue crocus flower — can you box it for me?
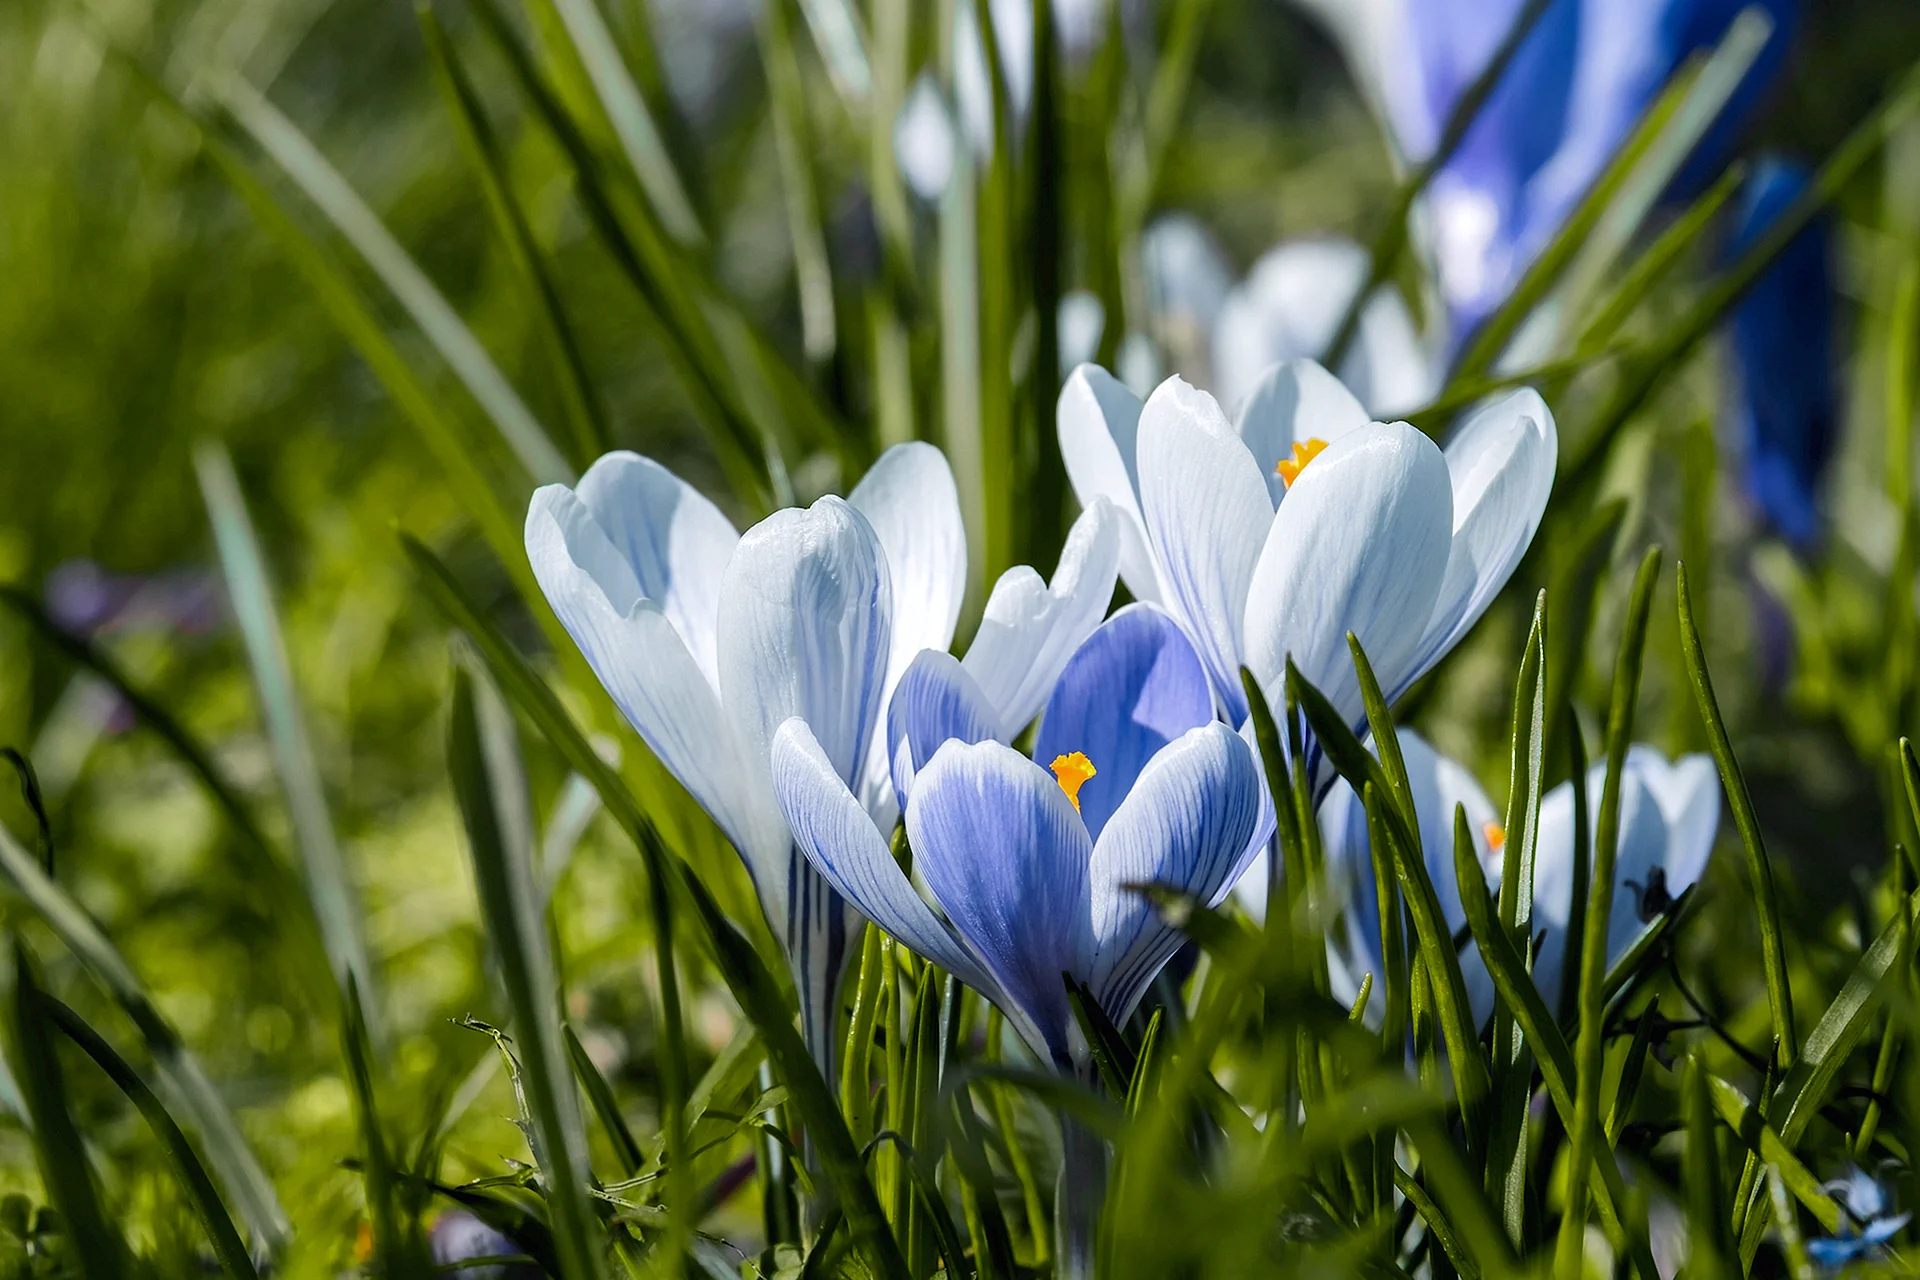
[1359,0,1797,339]
[1726,156,1835,550]
[1809,1167,1909,1270]
[772,605,1266,1065]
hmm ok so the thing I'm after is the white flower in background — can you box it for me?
[955,0,1112,155]
[525,445,1118,1061]
[1057,361,1556,744]
[1236,734,1720,1032]
[1058,289,1107,372]
[894,73,958,202]
[1140,215,1439,421]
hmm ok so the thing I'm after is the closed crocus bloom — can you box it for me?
[1726,156,1834,550]
[525,444,1118,1063]
[1057,362,1556,756]
[773,605,1265,1065]
[1529,746,1720,1012]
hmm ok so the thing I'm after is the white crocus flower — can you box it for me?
[1058,361,1556,748]
[525,445,1119,1064]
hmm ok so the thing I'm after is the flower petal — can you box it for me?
[1058,365,1164,604]
[526,486,787,901]
[773,719,1014,1013]
[1033,605,1214,843]
[849,443,968,816]
[1242,421,1454,731]
[885,649,1004,807]
[717,496,892,793]
[1629,747,1720,895]
[1407,389,1558,687]
[570,451,740,688]
[1136,376,1276,722]
[907,739,1095,1062]
[961,499,1121,737]
[1086,723,1262,1022]
[1234,358,1372,509]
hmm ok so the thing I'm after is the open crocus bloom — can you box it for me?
[773,605,1264,1063]
[1058,361,1557,742]
[1234,729,1506,1027]
[1530,745,1720,1012]
[525,444,1118,1060]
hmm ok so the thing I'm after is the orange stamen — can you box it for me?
[1482,820,1507,852]
[1275,438,1330,488]
[1050,752,1097,811]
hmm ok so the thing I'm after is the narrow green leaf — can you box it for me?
[8,947,128,1279]
[566,1025,644,1178]
[1556,546,1661,1279]
[0,798,289,1256]
[219,76,574,488]
[1685,1053,1732,1280]
[1703,1073,1842,1235]
[1679,560,1795,1062]
[1543,499,1628,760]
[419,6,607,468]
[1393,1164,1481,1280]
[41,997,258,1278]
[1574,161,1745,353]
[195,441,372,1004]
[757,0,837,365]
[1606,1003,1656,1144]
[793,0,872,108]
[448,660,607,1280]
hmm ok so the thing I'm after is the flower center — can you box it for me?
[1049,752,1097,811]
[1275,438,1329,488]
[1482,820,1506,853]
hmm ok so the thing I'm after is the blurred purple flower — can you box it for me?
[44,560,220,639]
[1726,156,1835,550]
[429,1210,538,1280]
[1809,1167,1909,1270]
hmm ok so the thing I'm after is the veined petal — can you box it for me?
[1407,389,1558,687]
[718,497,892,793]
[1059,365,1164,603]
[1033,605,1214,843]
[526,487,788,904]
[962,499,1121,737]
[1242,421,1454,730]
[772,720,1018,1019]
[1086,723,1262,1023]
[1234,359,1372,509]
[907,739,1095,1062]
[1136,376,1276,722]
[849,443,968,816]
[571,451,739,689]
[886,649,1004,807]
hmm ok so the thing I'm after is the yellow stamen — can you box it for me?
[1482,820,1507,852]
[1050,752,1097,811]
[1275,438,1330,488]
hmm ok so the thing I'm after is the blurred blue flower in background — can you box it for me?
[429,1210,538,1279]
[1726,156,1836,550]
[1810,1167,1910,1270]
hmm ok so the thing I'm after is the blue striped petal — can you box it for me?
[1086,723,1262,1022]
[885,649,1004,808]
[1033,604,1214,843]
[907,739,1096,1063]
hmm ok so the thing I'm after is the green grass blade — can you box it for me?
[1555,545,1660,1278]
[539,0,702,245]
[1453,808,1660,1280]
[1703,1073,1842,1235]
[7,946,128,1279]
[565,1025,644,1178]
[219,76,572,489]
[43,996,259,1278]
[1322,0,1555,369]
[1573,162,1744,354]
[195,442,373,1005]
[448,660,608,1280]
[0,770,290,1256]
[794,0,871,109]
[419,6,608,469]
[1300,654,1490,1141]
[408,536,905,1279]
[1684,1052,1732,1280]
[1679,560,1795,1063]
[1392,1164,1480,1280]
[757,0,838,366]
[1543,498,1628,760]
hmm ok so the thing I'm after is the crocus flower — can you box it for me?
[1137,216,1437,421]
[1726,155,1835,550]
[526,445,1118,1061]
[429,1210,537,1280]
[772,605,1264,1065]
[1810,1167,1910,1270]
[1057,361,1557,748]
[1307,0,1796,340]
